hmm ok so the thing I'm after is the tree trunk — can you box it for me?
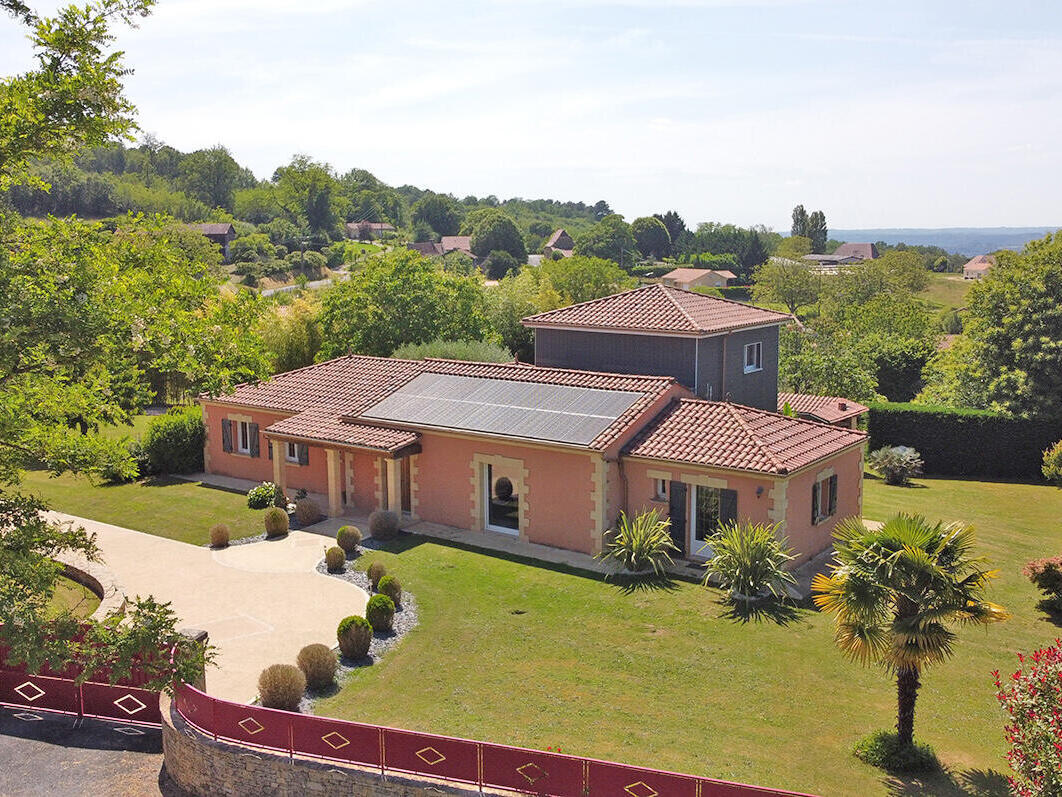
[896,666,920,748]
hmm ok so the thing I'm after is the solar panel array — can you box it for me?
[360,372,643,446]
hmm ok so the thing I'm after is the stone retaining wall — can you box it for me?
[54,550,126,621]
[161,694,500,797]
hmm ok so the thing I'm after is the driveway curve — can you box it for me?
[49,513,368,704]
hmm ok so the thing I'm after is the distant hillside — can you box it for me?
[832,227,1060,256]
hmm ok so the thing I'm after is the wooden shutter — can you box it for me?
[221,419,233,453]
[668,481,687,555]
[828,474,838,516]
[720,489,738,526]
[298,444,309,466]
[248,423,260,458]
[811,482,819,525]
[267,439,273,460]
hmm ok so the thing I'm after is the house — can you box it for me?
[191,222,236,261]
[543,229,574,259]
[801,253,862,273]
[777,391,868,429]
[200,285,865,567]
[832,242,878,260]
[345,221,395,240]
[963,254,995,280]
[660,268,737,290]
[406,236,473,259]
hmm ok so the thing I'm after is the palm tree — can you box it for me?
[812,514,1008,749]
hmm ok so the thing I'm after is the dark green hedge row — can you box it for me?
[867,402,1062,480]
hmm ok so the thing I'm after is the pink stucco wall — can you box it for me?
[783,445,864,566]
[413,431,599,553]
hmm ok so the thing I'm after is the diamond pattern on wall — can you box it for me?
[321,731,350,750]
[238,717,265,735]
[415,746,446,766]
[13,682,45,702]
[113,693,148,715]
[516,762,548,784]
[624,781,659,797]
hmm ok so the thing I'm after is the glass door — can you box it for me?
[484,463,519,535]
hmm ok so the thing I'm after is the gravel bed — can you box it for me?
[294,549,418,714]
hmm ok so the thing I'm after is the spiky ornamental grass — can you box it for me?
[702,521,796,602]
[597,509,678,576]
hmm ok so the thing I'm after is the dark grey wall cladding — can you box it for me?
[711,326,779,411]
[534,329,697,386]
[360,372,642,446]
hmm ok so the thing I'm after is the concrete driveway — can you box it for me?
[50,513,368,704]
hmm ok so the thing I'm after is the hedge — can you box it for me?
[867,402,1062,480]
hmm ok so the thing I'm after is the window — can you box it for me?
[286,442,299,463]
[236,421,251,454]
[743,341,762,374]
[690,485,738,557]
[812,474,838,524]
[653,479,668,501]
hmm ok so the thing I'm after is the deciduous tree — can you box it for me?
[631,215,671,259]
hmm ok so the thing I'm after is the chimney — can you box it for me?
[838,401,847,411]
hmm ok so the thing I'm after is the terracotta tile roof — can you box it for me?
[777,392,868,424]
[440,235,472,253]
[715,270,737,280]
[206,355,425,415]
[206,355,678,452]
[624,399,866,475]
[963,254,995,272]
[191,223,235,236]
[661,267,711,281]
[407,242,444,256]
[833,242,878,260]
[545,228,574,249]
[265,408,419,453]
[521,283,792,336]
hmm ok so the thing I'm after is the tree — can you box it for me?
[177,145,252,211]
[963,232,1062,418]
[411,193,461,237]
[778,326,878,402]
[813,515,1007,750]
[483,249,519,280]
[574,214,636,268]
[807,210,828,254]
[469,209,526,263]
[774,236,812,260]
[914,336,992,410]
[751,259,820,317]
[391,338,511,363]
[631,216,671,259]
[0,0,155,188]
[258,297,322,374]
[539,255,636,305]
[318,249,488,358]
[488,268,563,360]
[271,156,348,237]
[653,210,687,245]
[790,205,809,238]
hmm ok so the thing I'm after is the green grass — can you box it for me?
[918,272,974,311]
[96,413,154,441]
[313,476,1062,796]
[47,575,101,619]
[21,470,264,545]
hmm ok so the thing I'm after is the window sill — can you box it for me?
[743,366,763,375]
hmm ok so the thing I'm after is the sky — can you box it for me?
[2,0,1062,229]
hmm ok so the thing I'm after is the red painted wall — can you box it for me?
[783,446,864,566]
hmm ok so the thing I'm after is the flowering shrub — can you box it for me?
[994,641,1062,796]
[1023,557,1062,613]
[1043,440,1062,485]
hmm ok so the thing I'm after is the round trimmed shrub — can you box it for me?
[295,497,322,526]
[366,594,395,632]
[367,561,387,589]
[337,615,372,659]
[264,506,289,538]
[337,525,362,554]
[368,509,400,540]
[258,663,305,711]
[377,574,402,606]
[325,546,346,572]
[296,643,337,691]
[209,523,230,548]
[853,729,938,774]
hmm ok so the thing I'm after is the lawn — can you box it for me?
[918,272,974,311]
[313,476,1062,796]
[21,470,264,546]
[47,575,101,619]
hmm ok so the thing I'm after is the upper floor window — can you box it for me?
[743,341,762,374]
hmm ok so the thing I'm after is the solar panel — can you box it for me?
[359,373,643,446]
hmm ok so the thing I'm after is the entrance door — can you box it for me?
[483,463,519,535]
[688,485,738,559]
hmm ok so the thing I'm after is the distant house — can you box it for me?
[832,242,878,260]
[406,235,473,259]
[801,253,863,274]
[777,392,868,429]
[345,221,395,240]
[963,254,995,280]
[191,222,236,261]
[543,229,575,259]
[660,268,737,290]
